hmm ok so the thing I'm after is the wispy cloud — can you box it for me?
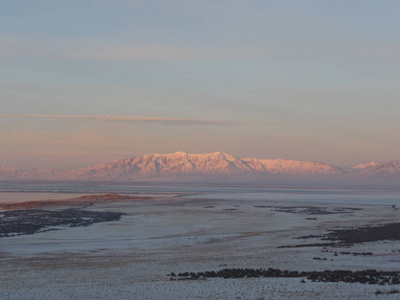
[0,114,239,126]
[0,35,266,61]
[66,45,265,61]
[0,82,52,92]
[3,34,400,64]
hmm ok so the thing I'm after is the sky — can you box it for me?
[1,0,400,170]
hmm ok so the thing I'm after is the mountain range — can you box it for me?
[1,151,400,185]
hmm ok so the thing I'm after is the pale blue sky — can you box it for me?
[1,0,400,170]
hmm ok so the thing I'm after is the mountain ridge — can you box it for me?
[0,151,399,185]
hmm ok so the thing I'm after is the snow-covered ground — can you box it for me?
[1,190,400,299]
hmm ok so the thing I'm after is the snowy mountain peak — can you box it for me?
[1,152,400,184]
[350,161,378,170]
[173,151,187,155]
[53,152,343,180]
[372,161,400,173]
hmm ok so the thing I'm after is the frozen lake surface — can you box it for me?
[188,189,400,206]
[1,184,400,299]
[1,182,400,205]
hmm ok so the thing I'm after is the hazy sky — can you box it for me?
[1,0,400,170]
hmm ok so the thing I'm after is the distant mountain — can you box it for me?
[349,161,378,170]
[60,152,252,180]
[243,157,341,176]
[358,161,400,179]
[57,151,342,181]
[0,166,60,180]
[0,152,399,185]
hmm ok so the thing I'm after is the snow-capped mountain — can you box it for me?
[0,152,399,185]
[349,161,378,170]
[243,158,340,176]
[57,151,342,181]
[358,161,400,178]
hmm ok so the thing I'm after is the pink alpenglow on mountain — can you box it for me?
[349,162,378,170]
[0,152,399,185]
[58,152,342,181]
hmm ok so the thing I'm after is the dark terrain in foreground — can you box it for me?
[0,208,125,237]
[169,268,400,287]
[288,222,400,247]
[174,221,400,287]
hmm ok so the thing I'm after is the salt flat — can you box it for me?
[1,190,400,299]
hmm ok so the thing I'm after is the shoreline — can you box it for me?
[0,193,177,211]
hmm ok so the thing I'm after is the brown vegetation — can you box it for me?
[0,193,152,211]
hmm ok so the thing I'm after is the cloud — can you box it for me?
[0,82,52,92]
[4,33,400,64]
[66,45,265,61]
[0,35,62,58]
[0,114,239,126]
[0,35,266,61]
